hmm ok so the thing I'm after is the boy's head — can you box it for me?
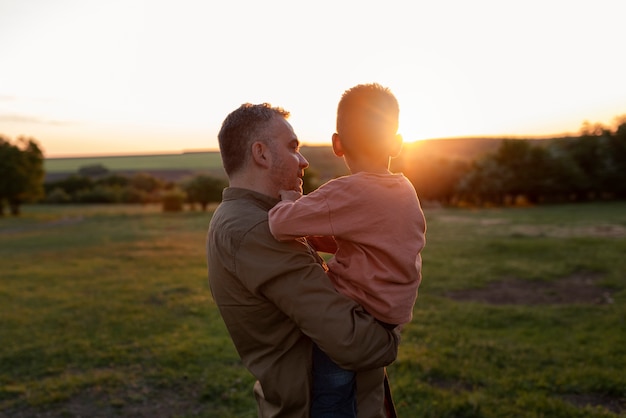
[334,83,401,160]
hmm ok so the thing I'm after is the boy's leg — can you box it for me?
[311,343,357,418]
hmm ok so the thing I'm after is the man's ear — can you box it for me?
[251,141,271,168]
[389,134,403,158]
[331,133,344,157]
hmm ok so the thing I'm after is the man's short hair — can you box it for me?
[217,103,290,176]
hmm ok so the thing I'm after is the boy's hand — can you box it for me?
[279,189,302,202]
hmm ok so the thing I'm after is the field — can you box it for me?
[44,152,225,173]
[1,202,625,417]
[43,138,508,182]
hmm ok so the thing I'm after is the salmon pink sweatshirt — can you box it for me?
[268,171,426,325]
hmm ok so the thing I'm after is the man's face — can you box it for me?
[267,117,309,196]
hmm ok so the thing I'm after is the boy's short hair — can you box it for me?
[336,83,399,155]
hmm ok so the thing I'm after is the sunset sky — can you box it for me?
[1,0,625,157]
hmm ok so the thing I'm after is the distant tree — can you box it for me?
[391,148,470,205]
[0,138,19,215]
[181,174,227,211]
[302,168,322,194]
[130,173,162,192]
[553,129,611,200]
[0,136,44,216]
[520,144,588,203]
[456,158,507,205]
[129,173,163,203]
[45,175,94,201]
[119,187,150,204]
[95,174,130,188]
[44,187,72,204]
[78,164,110,178]
[398,156,469,205]
[579,120,610,137]
[491,139,536,200]
[162,188,187,212]
[602,117,626,198]
[76,185,121,203]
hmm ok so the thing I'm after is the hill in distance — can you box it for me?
[44,137,551,183]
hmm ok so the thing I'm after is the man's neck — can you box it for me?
[229,172,278,198]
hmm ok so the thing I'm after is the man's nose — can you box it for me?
[299,153,309,168]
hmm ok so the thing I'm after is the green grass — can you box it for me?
[1,202,625,417]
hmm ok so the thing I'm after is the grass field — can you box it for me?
[44,152,225,173]
[1,202,625,417]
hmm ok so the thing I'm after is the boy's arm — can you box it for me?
[268,190,335,240]
[273,190,337,252]
[278,189,302,202]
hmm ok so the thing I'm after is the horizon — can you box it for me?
[2,1,625,158]
[44,134,572,160]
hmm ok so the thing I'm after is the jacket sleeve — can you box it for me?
[237,221,399,371]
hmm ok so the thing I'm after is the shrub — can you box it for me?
[76,186,120,203]
[44,187,72,204]
[117,187,146,204]
[161,189,186,212]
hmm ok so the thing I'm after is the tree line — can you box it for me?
[1,115,625,216]
[0,136,227,216]
[394,116,626,206]
[43,167,227,212]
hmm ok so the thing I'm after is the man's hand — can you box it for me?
[279,189,302,202]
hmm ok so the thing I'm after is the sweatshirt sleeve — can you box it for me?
[268,190,335,240]
[306,235,338,254]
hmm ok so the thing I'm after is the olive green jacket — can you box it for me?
[207,187,400,417]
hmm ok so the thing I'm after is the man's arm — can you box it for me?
[238,222,399,371]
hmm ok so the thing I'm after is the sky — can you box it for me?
[1,0,625,157]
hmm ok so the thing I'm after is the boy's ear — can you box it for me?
[331,133,344,157]
[251,141,271,168]
[389,134,403,158]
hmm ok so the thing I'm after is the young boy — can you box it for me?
[268,83,426,417]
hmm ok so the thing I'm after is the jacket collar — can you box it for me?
[222,187,280,211]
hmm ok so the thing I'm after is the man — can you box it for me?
[206,102,399,417]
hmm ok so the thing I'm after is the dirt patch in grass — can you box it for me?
[445,273,615,305]
[445,274,623,414]
[427,380,625,415]
[0,216,84,235]
[437,215,626,238]
[427,377,476,393]
[560,393,626,415]
[0,386,210,418]
[509,223,626,238]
